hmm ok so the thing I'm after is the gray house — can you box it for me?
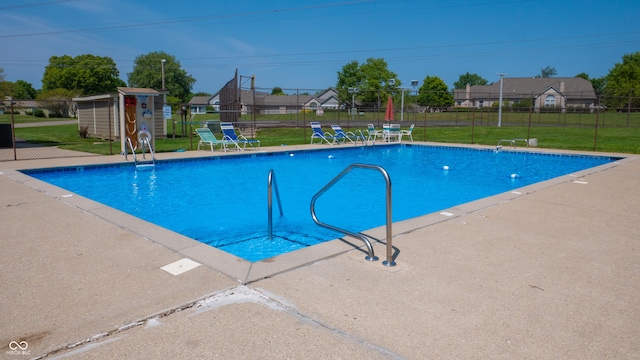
[302,88,341,110]
[201,88,340,116]
[188,95,217,114]
[454,77,596,111]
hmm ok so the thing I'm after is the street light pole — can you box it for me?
[411,80,419,124]
[400,88,406,122]
[161,59,167,90]
[348,87,358,125]
[497,72,507,127]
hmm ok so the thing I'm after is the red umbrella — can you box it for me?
[384,95,395,121]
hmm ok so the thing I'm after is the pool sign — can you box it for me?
[163,105,172,119]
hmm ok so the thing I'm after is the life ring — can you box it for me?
[138,128,152,143]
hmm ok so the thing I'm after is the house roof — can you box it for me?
[188,95,214,105]
[73,93,118,102]
[263,94,314,105]
[454,77,596,100]
[117,87,162,96]
[316,88,338,102]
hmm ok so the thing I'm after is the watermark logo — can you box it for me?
[7,341,30,356]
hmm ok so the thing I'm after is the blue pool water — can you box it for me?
[24,145,616,262]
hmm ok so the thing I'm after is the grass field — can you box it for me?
[2,110,640,155]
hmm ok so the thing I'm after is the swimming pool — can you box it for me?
[23,144,616,262]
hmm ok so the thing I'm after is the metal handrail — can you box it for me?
[139,138,156,165]
[267,169,283,240]
[125,137,136,162]
[310,163,395,266]
[126,136,155,168]
[497,138,529,149]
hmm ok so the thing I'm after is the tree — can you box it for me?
[576,73,606,95]
[453,72,488,89]
[590,76,606,95]
[536,66,557,78]
[36,88,79,117]
[359,58,398,105]
[336,58,397,106]
[336,60,364,105]
[575,72,589,80]
[42,54,125,95]
[271,87,285,95]
[10,80,37,99]
[417,76,453,108]
[0,67,9,96]
[604,52,640,109]
[128,51,195,103]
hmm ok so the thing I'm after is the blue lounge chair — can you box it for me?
[220,122,260,151]
[310,122,336,145]
[195,127,234,152]
[331,125,366,145]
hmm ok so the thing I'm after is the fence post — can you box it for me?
[593,94,601,151]
[10,96,17,160]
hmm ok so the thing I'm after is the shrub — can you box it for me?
[33,109,45,118]
[48,111,64,118]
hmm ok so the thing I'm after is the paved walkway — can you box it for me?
[1,144,639,359]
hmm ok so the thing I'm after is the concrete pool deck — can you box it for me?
[1,143,639,359]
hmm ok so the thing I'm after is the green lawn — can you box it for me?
[3,112,640,155]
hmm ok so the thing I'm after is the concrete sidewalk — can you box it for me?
[1,145,639,359]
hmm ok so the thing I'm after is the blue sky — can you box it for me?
[1,0,639,94]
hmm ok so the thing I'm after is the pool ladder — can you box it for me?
[267,169,283,240]
[310,163,396,266]
[496,138,529,150]
[125,137,156,169]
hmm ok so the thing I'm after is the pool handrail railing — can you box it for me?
[310,163,396,267]
[267,169,284,240]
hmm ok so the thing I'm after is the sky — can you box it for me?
[1,0,639,94]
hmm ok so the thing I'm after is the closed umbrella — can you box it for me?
[384,95,394,121]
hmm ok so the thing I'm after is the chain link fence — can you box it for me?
[2,90,640,161]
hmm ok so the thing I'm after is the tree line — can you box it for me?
[336,54,640,110]
[0,51,195,106]
[2,51,640,110]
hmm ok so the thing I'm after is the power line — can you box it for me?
[0,0,372,38]
[0,0,79,11]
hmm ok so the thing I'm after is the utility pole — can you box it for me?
[161,59,167,90]
[497,73,507,127]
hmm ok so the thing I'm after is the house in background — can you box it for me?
[453,77,596,111]
[302,88,340,111]
[206,88,341,116]
[188,94,216,114]
[3,98,73,117]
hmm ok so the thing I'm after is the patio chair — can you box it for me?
[400,124,415,142]
[220,122,260,151]
[366,124,381,143]
[310,122,336,145]
[382,123,401,142]
[331,125,366,145]
[195,127,235,152]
